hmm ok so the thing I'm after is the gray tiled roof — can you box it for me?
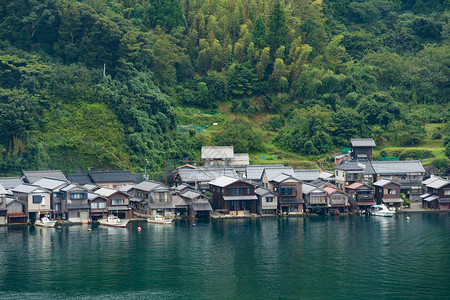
[172,195,189,206]
[192,202,212,211]
[319,171,334,179]
[0,177,24,189]
[271,173,292,183]
[350,138,376,147]
[302,183,326,195]
[95,187,122,197]
[33,178,68,191]
[89,171,136,183]
[422,176,440,185]
[230,153,250,166]
[245,165,285,180]
[373,179,397,187]
[209,176,240,187]
[66,174,94,185]
[293,170,319,181]
[201,146,234,159]
[371,161,425,175]
[223,195,258,201]
[60,184,78,192]
[255,187,276,197]
[22,170,67,183]
[264,167,294,181]
[180,190,202,200]
[335,161,364,171]
[12,184,49,194]
[0,184,7,195]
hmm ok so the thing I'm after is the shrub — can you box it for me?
[431,132,442,139]
[432,158,450,169]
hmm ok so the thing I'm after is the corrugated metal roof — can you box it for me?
[201,146,234,159]
[371,161,425,175]
[209,176,240,187]
[60,184,77,192]
[83,184,99,192]
[33,178,68,190]
[424,195,439,202]
[223,195,258,201]
[119,184,135,192]
[255,187,276,197]
[172,195,189,206]
[271,173,293,183]
[180,190,202,200]
[89,171,136,183]
[245,165,285,180]
[318,171,334,179]
[0,177,24,189]
[264,167,294,181]
[422,176,440,185]
[230,153,250,166]
[419,193,431,199]
[95,187,120,197]
[107,206,131,211]
[350,138,376,147]
[134,180,162,192]
[178,168,238,183]
[293,170,319,181]
[22,170,67,183]
[12,184,49,194]
[88,192,107,201]
[373,179,394,187]
[426,179,450,189]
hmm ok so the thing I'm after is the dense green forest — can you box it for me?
[0,0,448,174]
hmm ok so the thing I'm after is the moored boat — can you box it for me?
[370,204,395,217]
[35,216,57,228]
[99,215,129,228]
[147,214,173,225]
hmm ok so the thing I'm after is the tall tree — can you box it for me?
[252,16,267,48]
[267,0,288,54]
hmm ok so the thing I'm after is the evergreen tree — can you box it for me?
[268,1,288,53]
[148,0,186,31]
[252,16,267,48]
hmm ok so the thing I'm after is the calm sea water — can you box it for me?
[0,214,449,299]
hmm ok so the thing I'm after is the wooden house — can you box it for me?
[33,177,69,220]
[12,184,52,222]
[302,183,328,214]
[88,193,108,221]
[95,188,133,219]
[61,184,90,223]
[269,173,303,215]
[128,180,175,217]
[173,188,212,218]
[209,176,257,215]
[323,186,349,213]
[173,167,238,192]
[345,181,375,211]
[6,197,26,224]
[373,179,403,208]
[421,176,450,210]
[255,187,278,215]
[350,138,376,161]
[372,161,425,200]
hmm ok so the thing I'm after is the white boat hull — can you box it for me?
[35,220,57,228]
[147,218,173,225]
[99,219,129,228]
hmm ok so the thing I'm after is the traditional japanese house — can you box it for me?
[6,197,26,224]
[66,173,95,185]
[127,180,161,214]
[33,177,69,220]
[209,176,257,216]
[95,188,133,219]
[345,181,375,211]
[371,161,425,200]
[421,176,450,210]
[88,193,108,221]
[373,179,403,208]
[177,188,212,218]
[12,184,52,222]
[255,187,278,216]
[22,170,67,184]
[335,161,365,190]
[0,184,7,224]
[88,171,136,189]
[244,164,285,185]
[260,167,294,190]
[128,180,175,217]
[61,184,90,223]
[269,173,303,215]
[323,186,349,213]
[174,167,238,192]
[350,138,376,161]
[302,183,328,214]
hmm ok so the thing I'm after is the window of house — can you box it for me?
[112,199,124,205]
[228,188,242,195]
[444,190,450,196]
[53,192,61,198]
[310,195,322,203]
[266,197,274,203]
[70,193,86,200]
[32,195,42,203]
[280,186,296,196]
[290,205,299,212]
[336,171,339,176]
[246,188,251,195]
[388,189,396,195]
[55,203,61,211]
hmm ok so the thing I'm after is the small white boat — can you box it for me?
[370,204,396,217]
[147,214,173,225]
[99,215,129,228]
[35,216,57,228]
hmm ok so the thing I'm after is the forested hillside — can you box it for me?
[0,0,448,174]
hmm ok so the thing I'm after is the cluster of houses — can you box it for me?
[0,140,449,225]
